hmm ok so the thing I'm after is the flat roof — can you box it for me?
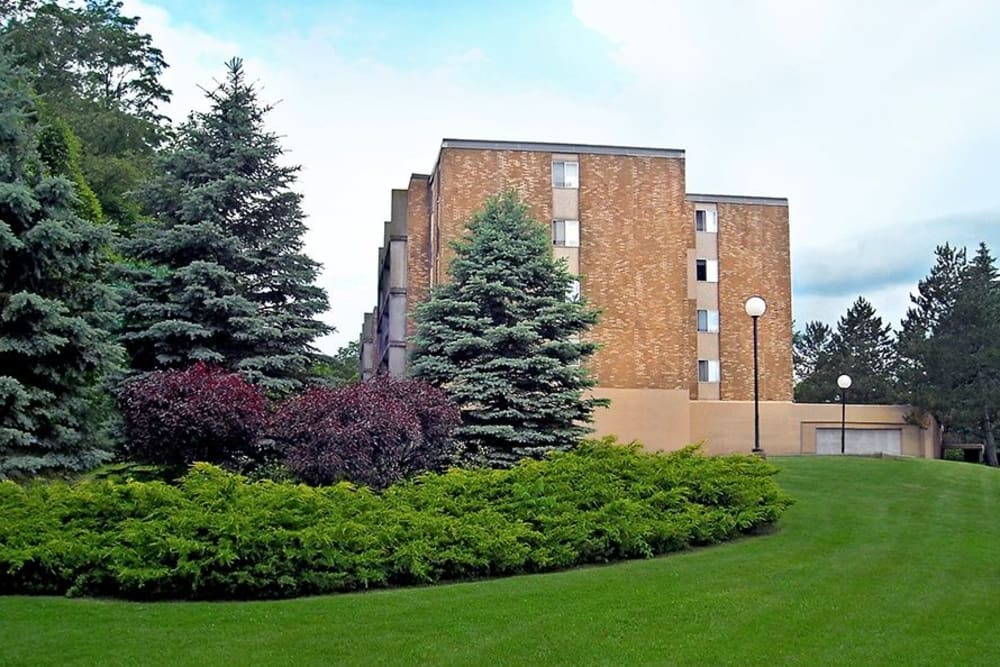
[440,138,685,159]
[687,193,788,206]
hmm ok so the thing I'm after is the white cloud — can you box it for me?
[573,0,1000,324]
[123,0,639,354]
[122,0,1000,352]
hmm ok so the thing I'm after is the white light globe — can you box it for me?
[744,296,767,318]
[837,374,853,390]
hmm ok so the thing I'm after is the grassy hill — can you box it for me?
[1,456,998,665]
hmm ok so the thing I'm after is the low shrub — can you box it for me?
[0,439,794,600]
[942,448,965,462]
[117,363,268,471]
[272,376,461,489]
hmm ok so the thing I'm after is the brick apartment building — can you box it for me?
[359,139,938,458]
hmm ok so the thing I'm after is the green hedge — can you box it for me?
[0,440,793,600]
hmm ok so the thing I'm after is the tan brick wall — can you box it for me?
[579,154,695,391]
[405,175,430,341]
[716,203,793,401]
[434,149,553,283]
[592,388,937,457]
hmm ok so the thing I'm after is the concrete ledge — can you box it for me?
[687,193,788,206]
[441,138,685,159]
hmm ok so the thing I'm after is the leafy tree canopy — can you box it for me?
[2,0,172,230]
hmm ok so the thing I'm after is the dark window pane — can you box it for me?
[696,259,707,281]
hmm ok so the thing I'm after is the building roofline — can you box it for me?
[440,138,686,159]
[687,193,788,206]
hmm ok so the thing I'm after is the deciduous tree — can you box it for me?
[2,0,172,230]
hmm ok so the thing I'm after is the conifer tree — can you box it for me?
[829,297,897,404]
[897,243,968,398]
[793,298,896,404]
[0,55,121,477]
[901,243,1000,466]
[121,59,331,394]
[410,191,608,467]
[793,320,834,401]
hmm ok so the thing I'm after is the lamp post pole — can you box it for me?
[744,296,767,455]
[837,374,852,454]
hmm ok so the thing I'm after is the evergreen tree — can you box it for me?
[897,244,968,402]
[828,297,897,404]
[0,54,121,477]
[793,320,834,401]
[793,298,896,404]
[903,244,1000,466]
[410,191,608,467]
[35,108,103,224]
[120,59,331,394]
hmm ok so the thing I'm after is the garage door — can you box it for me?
[815,428,902,455]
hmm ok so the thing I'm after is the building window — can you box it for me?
[698,359,720,383]
[567,278,581,301]
[552,219,580,247]
[695,208,718,233]
[696,259,718,282]
[553,161,579,189]
[697,309,719,332]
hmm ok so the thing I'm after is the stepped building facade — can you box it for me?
[360,139,937,458]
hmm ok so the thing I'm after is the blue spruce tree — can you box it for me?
[0,55,122,477]
[410,191,608,466]
[120,59,331,393]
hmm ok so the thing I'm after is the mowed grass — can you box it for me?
[2,456,998,666]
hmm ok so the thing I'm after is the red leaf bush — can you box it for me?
[272,376,461,489]
[118,363,267,469]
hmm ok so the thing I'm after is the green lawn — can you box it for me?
[2,456,998,666]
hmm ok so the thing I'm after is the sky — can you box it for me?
[121,0,1000,353]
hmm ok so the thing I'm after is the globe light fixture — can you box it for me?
[744,296,767,318]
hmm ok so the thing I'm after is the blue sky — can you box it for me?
[154,0,622,95]
[126,0,1000,351]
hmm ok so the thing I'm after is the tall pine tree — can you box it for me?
[793,298,896,404]
[793,320,834,401]
[0,54,121,477]
[901,243,1000,466]
[897,243,968,403]
[410,191,608,467]
[120,59,331,394]
[829,297,897,404]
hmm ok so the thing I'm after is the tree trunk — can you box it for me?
[984,411,998,467]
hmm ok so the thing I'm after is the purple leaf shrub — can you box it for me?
[272,376,460,489]
[118,363,267,468]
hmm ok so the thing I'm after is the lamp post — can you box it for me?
[744,296,767,455]
[837,374,852,454]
